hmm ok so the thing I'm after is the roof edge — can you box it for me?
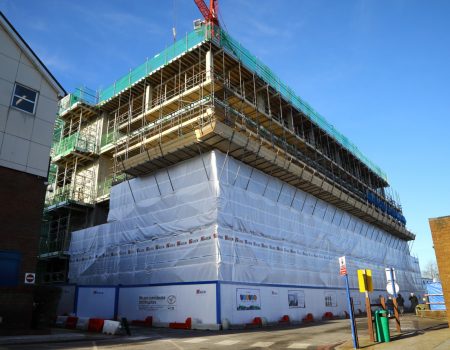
[0,11,66,97]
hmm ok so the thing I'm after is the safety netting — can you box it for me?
[58,24,386,181]
[68,151,421,292]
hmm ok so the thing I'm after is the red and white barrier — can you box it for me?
[169,317,192,330]
[279,315,290,324]
[65,316,78,329]
[88,318,105,332]
[245,317,268,328]
[76,317,90,331]
[55,316,68,327]
[302,313,315,323]
[102,320,121,335]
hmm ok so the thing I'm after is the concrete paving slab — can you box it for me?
[250,341,275,347]
[0,315,446,350]
[215,339,241,345]
[287,343,311,349]
[183,337,208,343]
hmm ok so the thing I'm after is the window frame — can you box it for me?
[10,82,39,115]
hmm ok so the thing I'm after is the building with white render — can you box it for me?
[0,11,65,331]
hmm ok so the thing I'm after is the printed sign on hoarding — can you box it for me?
[288,290,305,308]
[236,288,261,311]
[325,291,337,307]
[138,294,176,311]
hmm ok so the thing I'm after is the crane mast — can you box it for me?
[193,0,219,27]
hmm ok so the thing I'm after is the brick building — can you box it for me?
[429,215,450,325]
[0,12,65,331]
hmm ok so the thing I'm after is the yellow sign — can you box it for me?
[357,269,373,292]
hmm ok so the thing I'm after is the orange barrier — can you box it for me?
[169,317,192,330]
[245,317,263,328]
[88,318,105,332]
[65,316,78,329]
[279,315,290,324]
[322,312,334,320]
[131,316,153,327]
[302,313,315,323]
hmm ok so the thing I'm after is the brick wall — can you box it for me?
[428,215,450,325]
[0,166,46,331]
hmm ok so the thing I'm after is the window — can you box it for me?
[11,83,38,114]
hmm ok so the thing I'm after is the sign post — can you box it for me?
[340,256,358,349]
[358,269,374,342]
[386,267,401,333]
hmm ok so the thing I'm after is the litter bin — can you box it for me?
[374,310,390,342]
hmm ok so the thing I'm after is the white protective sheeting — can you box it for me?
[68,150,421,292]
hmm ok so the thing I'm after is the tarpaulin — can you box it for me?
[69,151,422,292]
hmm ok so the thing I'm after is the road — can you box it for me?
[0,315,446,350]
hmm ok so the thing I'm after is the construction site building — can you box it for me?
[39,25,421,323]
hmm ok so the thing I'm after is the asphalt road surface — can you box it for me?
[0,315,446,350]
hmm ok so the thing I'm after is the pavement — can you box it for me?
[0,314,447,349]
[337,315,449,349]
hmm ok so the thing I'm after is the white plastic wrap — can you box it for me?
[68,151,421,292]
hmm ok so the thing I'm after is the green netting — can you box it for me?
[58,87,98,115]
[53,119,64,143]
[100,131,124,148]
[44,186,72,208]
[216,28,387,182]
[58,24,386,181]
[97,173,127,198]
[97,26,208,104]
[48,164,57,184]
[53,132,97,158]
[97,177,113,198]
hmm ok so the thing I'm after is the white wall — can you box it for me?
[57,285,76,315]
[74,282,378,325]
[220,283,363,324]
[118,283,217,324]
[0,23,59,177]
[76,287,116,319]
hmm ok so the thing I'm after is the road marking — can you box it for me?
[128,336,154,341]
[250,341,274,347]
[288,343,311,349]
[184,338,208,343]
[162,339,184,349]
[92,341,98,350]
[215,339,241,346]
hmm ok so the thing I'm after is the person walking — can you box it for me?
[386,296,394,317]
[409,292,419,313]
[396,293,405,315]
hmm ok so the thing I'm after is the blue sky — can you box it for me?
[1,0,449,272]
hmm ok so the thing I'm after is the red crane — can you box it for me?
[193,0,219,27]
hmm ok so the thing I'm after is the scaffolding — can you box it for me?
[80,25,387,182]
[40,22,413,284]
[93,29,408,237]
[38,211,88,283]
[45,163,95,208]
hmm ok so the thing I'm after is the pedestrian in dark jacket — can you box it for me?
[409,293,419,313]
[396,293,405,315]
[386,296,394,317]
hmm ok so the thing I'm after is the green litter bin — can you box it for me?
[374,310,390,342]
